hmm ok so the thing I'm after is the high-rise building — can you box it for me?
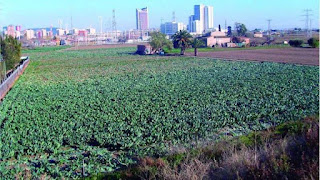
[57,29,65,36]
[188,4,214,34]
[6,25,15,37]
[47,31,53,38]
[136,7,149,30]
[204,6,214,30]
[188,15,194,32]
[192,20,202,34]
[41,29,47,38]
[25,29,35,40]
[36,30,43,39]
[160,22,186,36]
[15,26,21,32]
[70,28,79,35]
[194,5,205,33]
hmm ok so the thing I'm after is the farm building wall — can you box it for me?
[205,36,231,47]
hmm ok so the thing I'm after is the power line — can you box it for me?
[98,16,103,35]
[58,19,63,29]
[302,9,313,37]
[266,19,272,44]
[267,19,271,36]
[112,9,117,39]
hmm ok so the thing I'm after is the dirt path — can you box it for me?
[186,48,319,66]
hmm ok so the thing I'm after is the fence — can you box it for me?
[0,57,30,101]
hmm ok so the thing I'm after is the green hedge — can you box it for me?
[0,36,21,71]
[288,40,303,47]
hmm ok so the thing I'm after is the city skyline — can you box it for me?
[0,0,319,31]
[189,5,214,34]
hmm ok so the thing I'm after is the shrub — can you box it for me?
[307,38,319,48]
[232,37,242,43]
[0,36,21,71]
[149,32,172,53]
[288,40,303,47]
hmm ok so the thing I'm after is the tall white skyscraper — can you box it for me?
[204,6,214,30]
[188,4,214,34]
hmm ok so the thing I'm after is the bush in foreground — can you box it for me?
[288,40,304,47]
[308,38,319,48]
[98,116,319,180]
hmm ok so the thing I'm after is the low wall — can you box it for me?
[0,58,30,101]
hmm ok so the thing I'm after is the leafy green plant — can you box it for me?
[0,47,318,178]
[307,38,319,48]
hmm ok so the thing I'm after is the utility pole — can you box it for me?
[172,11,176,22]
[65,23,69,34]
[58,19,63,29]
[98,16,103,35]
[267,19,272,42]
[302,9,312,37]
[71,16,73,30]
[310,19,312,37]
[112,9,117,40]
[225,20,227,33]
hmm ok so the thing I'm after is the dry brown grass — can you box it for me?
[100,117,319,180]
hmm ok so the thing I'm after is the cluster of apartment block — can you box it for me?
[3,25,22,39]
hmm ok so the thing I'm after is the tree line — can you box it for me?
[149,30,204,56]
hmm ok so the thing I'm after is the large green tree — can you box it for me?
[191,38,204,56]
[0,36,21,71]
[149,32,172,53]
[235,23,247,37]
[172,30,192,55]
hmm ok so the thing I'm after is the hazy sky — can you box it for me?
[0,0,319,31]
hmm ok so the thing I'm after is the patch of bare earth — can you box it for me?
[66,43,148,50]
[186,48,319,66]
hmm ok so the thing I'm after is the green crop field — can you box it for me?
[0,47,318,178]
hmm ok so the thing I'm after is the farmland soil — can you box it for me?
[186,48,319,66]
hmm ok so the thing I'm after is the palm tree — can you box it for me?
[172,30,192,55]
[191,38,204,56]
